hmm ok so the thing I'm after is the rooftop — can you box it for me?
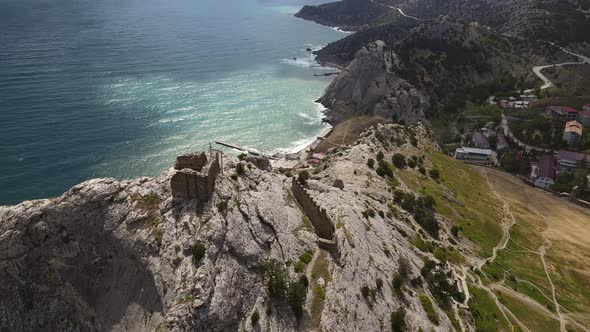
[564,120,583,135]
[548,106,579,114]
[456,147,493,155]
[473,131,489,146]
[558,150,590,162]
[538,155,556,180]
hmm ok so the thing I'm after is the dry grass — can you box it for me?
[315,116,386,153]
[482,169,590,329]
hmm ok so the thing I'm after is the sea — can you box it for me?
[0,0,345,205]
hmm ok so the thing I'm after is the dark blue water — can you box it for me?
[0,0,344,205]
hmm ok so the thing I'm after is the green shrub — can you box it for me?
[294,261,306,273]
[376,160,395,177]
[392,154,407,168]
[192,241,206,264]
[172,257,182,267]
[429,169,440,180]
[315,286,326,300]
[419,294,440,324]
[451,226,461,237]
[236,162,245,175]
[299,251,313,264]
[217,200,228,213]
[392,273,403,294]
[367,158,375,169]
[361,285,371,300]
[287,279,308,319]
[419,166,426,175]
[376,151,385,161]
[391,308,406,332]
[362,208,376,219]
[144,192,161,207]
[398,257,411,280]
[408,159,417,168]
[238,153,248,161]
[376,278,384,290]
[262,259,288,298]
[251,310,260,326]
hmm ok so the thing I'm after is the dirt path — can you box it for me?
[539,241,567,332]
[475,170,517,270]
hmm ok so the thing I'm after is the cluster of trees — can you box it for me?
[552,169,590,201]
[394,190,440,238]
[262,259,308,319]
[499,149,531,175]
[421,258,465,308]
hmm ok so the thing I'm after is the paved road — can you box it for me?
[532,42,590,90]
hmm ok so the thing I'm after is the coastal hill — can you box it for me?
[295,0,590,54]
[2,124,589,331]
[315,15,573,123]
[294,0,385,32]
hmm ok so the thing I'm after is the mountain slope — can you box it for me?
[296,0,590,53]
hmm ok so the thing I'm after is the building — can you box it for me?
[577,110,590,127]
[557,150,590,170]
[472,131,490,149]
[454,147,495,163]
[563,120,583,145]
[546,106,579,122]
[534,155,556,189]
[496,133,508,152]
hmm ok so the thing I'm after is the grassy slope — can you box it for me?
[398,150,504,257]
[398,150,590,330]
[468,286,512,332]
[482,169,590,329]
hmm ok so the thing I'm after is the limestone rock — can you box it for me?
[319,41,429,125]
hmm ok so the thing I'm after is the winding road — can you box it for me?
[531,42,590,90]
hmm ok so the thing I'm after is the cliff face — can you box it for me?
[0,125,476,331]
[319,40,429,125]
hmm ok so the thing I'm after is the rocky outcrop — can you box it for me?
[319,40,429,125]
[0,124,476,331]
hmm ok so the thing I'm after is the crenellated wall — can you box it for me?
[291,178,335,241]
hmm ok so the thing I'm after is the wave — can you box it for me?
[280,45,334,70]
[330,27,355,34]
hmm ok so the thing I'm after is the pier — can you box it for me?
[215,141,263,156]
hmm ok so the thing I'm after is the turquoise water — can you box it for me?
[0,0,343,204]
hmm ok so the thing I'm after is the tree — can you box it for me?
[192,241,206,264]
[429,169,440,180]
[392,154,407,168]
[287,279,308,319]
[391,308,406,332]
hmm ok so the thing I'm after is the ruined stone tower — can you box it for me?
[170,151,221,201]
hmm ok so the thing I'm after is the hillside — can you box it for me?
[296,0,590,53]
[315,17,572,124]
[294,0,386,31]
[2,123,589,331]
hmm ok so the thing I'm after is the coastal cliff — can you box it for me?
[319,40,429,125]
[1,125,473,331]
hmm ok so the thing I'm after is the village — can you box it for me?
[453,94,590,203]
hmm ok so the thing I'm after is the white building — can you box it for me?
[454,147,495,164]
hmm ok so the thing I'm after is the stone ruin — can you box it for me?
[291,178,338,253]
[171,151,221,201]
